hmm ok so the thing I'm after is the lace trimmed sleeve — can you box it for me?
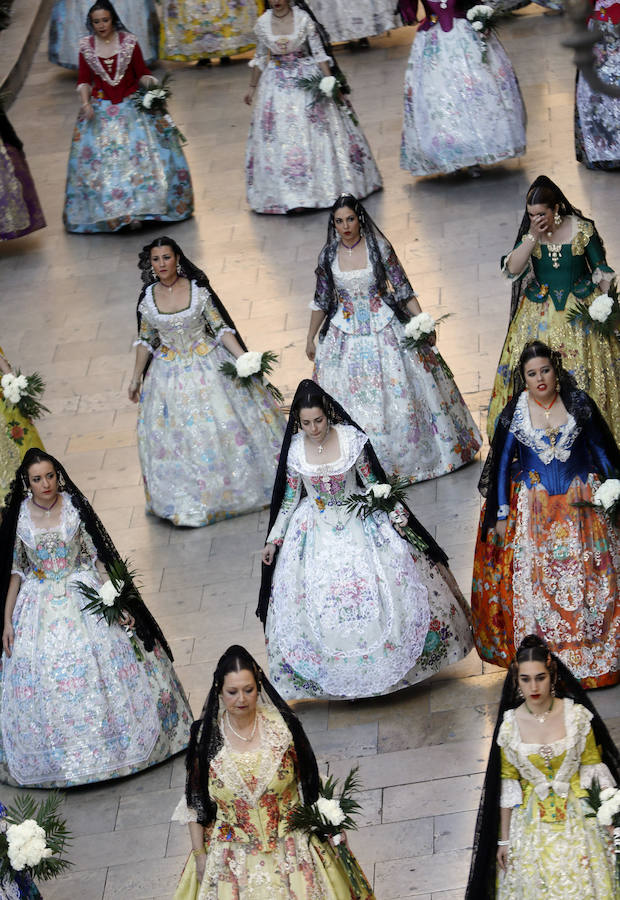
[304,15,332,65]
[579,726,616,791]
[201,290,234,343]
[499,745,523,808]
[134,299,159,351]
[267,466,302,546]
[248,19,269,70]
[171,794,198,824]
[11,537,28,581]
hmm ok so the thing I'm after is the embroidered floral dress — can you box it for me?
[472,392,620,688]
[135,281,286,526]
[575,0,620,170]
[400,0,525,176]
[487,216,619,442]
[161,0,264,61]
[305,0,398,42]
[312,240,481,482]
[172,706,374,900]
[63,31,193,233]
[0,115,45,242]
[48,0,159,67]
[0,495,192,788]
[497,699,616,898]
[264,424,473,700]
[245,8,382,214]
[0,347,44,509]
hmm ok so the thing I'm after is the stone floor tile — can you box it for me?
[103,854,186,899]
[376,848,471,898]
[430,672,506,713]
[42,868,108,900]
[433,810,477,853]
[115,788,181,832]
[349,818,434,864]
[310,722,379,761]
[69,823,170,871]
[383,773,484,824]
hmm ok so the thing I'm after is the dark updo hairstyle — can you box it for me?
[517,339,563,386]
[291,384,333,430]
[86,0,124,32]
[212,644,262,695]
[20,449,61,488]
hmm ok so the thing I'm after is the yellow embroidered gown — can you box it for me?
[497,699,616,899]
[487,216,619,442]
[173,707,374,900]
[0,348,44,507]
[160,0,264,61]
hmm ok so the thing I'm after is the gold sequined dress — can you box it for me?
[497,699,616,899]
[172,707,374,900]
[487,216,619,442]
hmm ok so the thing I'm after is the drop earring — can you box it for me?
[553,212,562,227]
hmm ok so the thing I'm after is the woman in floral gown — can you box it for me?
[575,0,620,169]
[258,381,473,700]
[400,0,525,176]
[305,0,398,43]
[0,449,192,788]
[49,0,159,67]
[472,341,620,689]
[0,110,45,242]
[307,195,481,482]
[466,635,619,899]
[487,176,619,442]
[0,348,44,509]
[63,0,192,233]
[173,644,375,899]
[160,0,264,63]
[244,0,382,214]
[130,237,287,527]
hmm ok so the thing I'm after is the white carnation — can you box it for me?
[15,374,29,391]
[597,801,614,826]
[593,479,620,511]
[467,3,493,16]
[99,579,120,607]
[600,787,619,802]
[235,351,263,378]
[152,89,167,99]
[6,819,51,870]
[142,92,155,109]
[1,373,16,391]
[405,311,435,341]
[588,294,614,323]
[316,796,346,826]
[370,483,392,499]
[319,75,336,97]
[472,20,484,30]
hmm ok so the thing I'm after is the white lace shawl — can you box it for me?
[509,391,580,465]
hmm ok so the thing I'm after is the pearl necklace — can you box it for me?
[525,697,554,725]
[225,710,258,742]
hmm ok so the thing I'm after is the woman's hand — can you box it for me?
[119,609,136,629]
[496,844,509,872]
[427,329,437,347]
[305,337,316,362]
[262,543,276,565]
[194,851,206,882]
[128,381,140,403]
[493,519,508,543]
[2,622,14,658]
[244,86,256,105]
[527,213,548,240]
[81,101,95,121]
[389,507,409,537]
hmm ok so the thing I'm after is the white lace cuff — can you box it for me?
[592,267,615,285]
[133,339,152,349]
[10,567,25,582]
[580,763,616,791]
[500,778,522,808]
[214,327,235,344]
[308,300,322,311]
[501,251,527,281]
[497,504,509,520]
[248,56,267,71]
[171,795,198,824]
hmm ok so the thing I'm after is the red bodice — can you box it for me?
[77,32,151,104]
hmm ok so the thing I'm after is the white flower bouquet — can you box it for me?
[573,477,620,524]
[567,283,620,339]
[0,793,72,884]
[220,350,284,403]
[75,558,144,661]
[466,4,495,63]
[402,312,453,377]
[0,370,49,420]
[133,73,187,144]
[585,779,620,886]
[289,767,368,894]
[297,72,359,125]
[345,477,429,553]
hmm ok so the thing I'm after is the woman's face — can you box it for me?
[220,670,258,718]
[298,405,329,443]
[522,355,556,403]
[90,9,114,40]
[271,0,291,13]
[526,202,558,234]
[150,245,179,283]
[27,461,58,506]
[517,660,552,705]
[333,206,360,244]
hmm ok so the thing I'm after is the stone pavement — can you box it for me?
[1,7,619,899]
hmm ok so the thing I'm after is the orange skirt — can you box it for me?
[472,476,620,688]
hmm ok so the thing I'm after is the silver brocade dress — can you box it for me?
[0,496,192,788]
[265,424,473,699]
[313,251,481,482]
[245,8,382,214]
[136,280,287,526]
[305,0,398,42]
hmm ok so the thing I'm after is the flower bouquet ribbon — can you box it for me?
[297,74,359,126]
[401,312,453,378]
[219,350,284,403]
[466,5,496,64]
[133,73,187,144]
[585,779,620,888]
[566,284,620,339]
[75,558,145,661]
[345,477,429,553]
[0,371,49,421]
[289,767,371,895]
[0,793,72,885]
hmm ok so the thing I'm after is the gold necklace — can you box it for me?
[525,697,554,725]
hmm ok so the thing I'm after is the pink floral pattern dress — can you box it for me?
[245,8,382,213]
